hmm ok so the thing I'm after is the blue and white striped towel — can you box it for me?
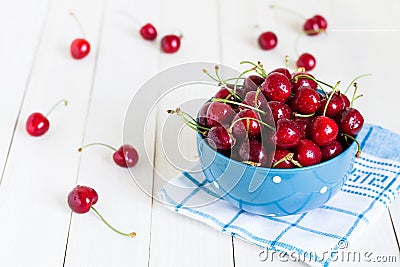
[160,124,400,267]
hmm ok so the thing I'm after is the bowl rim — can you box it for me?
[197,132,358,173]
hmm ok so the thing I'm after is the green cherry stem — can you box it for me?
[350,82,359,108]
[203,67,243,101]
[344,73,372,95]
[240,61,267,78]
[90,206,136,238]
[323,81,340,116]
[340,133,362,158]
[211,98,266,115]
[167,109,209,134]
[45,99,68,117]
[272,152,294,168]
[293,74,331,95]
[78,142,117,152]
[228,116,275,134]
[293,112,315,118]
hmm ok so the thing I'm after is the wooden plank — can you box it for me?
[63,0,160,266]
[148,0,234,266]
[0,0,105,265]
[0,0,50,180]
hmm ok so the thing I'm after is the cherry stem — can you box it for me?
[350,82,359,107]
[45,99,68,117]
[323,81,340,116]
[242,161,261,167]
[211,97,266,115]
[228,116,275,134]
[341,133,362,158]
[90,206,136,238]
[240,61,267,78]
[167,108,209,135]
[78,143,117,152]
[69,12,86,38]
[116,10,143,29]
[234,68,255,93]
[344,73,371,95]
[293,74,331,95]
[272,152,294,168]
[202,68,242,101]
[269,4,307,20]
[293,112,315,118]
[285,55,289,69]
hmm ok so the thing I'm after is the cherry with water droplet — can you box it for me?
[261,72,291,103]
[295,139,322,166]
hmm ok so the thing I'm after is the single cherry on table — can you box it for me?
[26,99,68,137]
[69,12,90,59]
[67,185,136,238]
[161,34,182,53]
[140,23,157,40]
[258,31,278,50]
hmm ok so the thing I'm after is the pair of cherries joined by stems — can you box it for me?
[258,5,327,71]
[69,12,181,60]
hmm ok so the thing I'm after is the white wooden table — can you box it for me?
[1,0,399,266]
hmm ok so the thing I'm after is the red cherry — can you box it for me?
[273,118,301,149]
[309,116,339,146]
[113,145,139,168]
[261,72,291,103]
[140,23,157,40]
[206,102,235,127]
[303,18,320,36]
[295,139,322,167]
[67,185,98,214]
[26,100,68,137]
[268,101,292,123]
[237,140,268,166]
[291,72,318,93]
[243,75,265,94]
[214,87,236,102]
[317,92,346,118]
[70,39,90,59]
[296,53,316,71]
[231,109,262,139]
[313,15,328,30]
[161,34,181,53]
[293,117,311,139]
[335,107,364,136]
[207,126,235,151]
[291,86,321,114]
[272,150,295,169]
[198,102,211,127]
[243,91,268,111]
[269,68,292,80]
[258,31,278,50]
[340,93,351,108]
[78,143,139,168]
[320,140,343,161]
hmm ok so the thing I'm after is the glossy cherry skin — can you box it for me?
[317,92,346,118]
[272,149,295,169]
[113,145,139,168]
[303,17,320,36]
[296,53,316,71]
[295,139,322,167]
[161,35,181,53]
[140,23,157,40]
[291,72,318,93]
[243,91,268,111]
[335,107,364,136]
[320,140,343,162]
[214,87,236,102]
[291,86,321,114]
[67,185,98,214]
[340,93,350,108]
[309,116,339,146]
[313,15,328,30]
[243,75,265,94]
[70,38,90,59]
[237,140,268,166]
[273,118,301,149]
[207,126,234,151]
[269,68,292,80]
[26,112,50,136]
[258,31,278,50]
[261,72,291,103]
[293,117,311,139]
[206,102,235,127]
[268,101,292,123]
[198,102,211,127]
[231,109,262,139]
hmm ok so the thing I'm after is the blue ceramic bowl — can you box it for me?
[197,134,357,216]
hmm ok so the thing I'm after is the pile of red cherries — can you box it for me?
[170,62,365,169]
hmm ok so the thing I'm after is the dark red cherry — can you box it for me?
[309,116,339,146]
[313,15,328,30]
[70,38,91,59]
[214,87,236,102]
[67,185,98,214]
[317,92,346,118]
[206,102,235,127]
[231,109,262,139]
[268,101,292,123]
[198,102,211,127]
[291,86,321,114]
[293,117,311,139]
[273,118,301,149]
[340,93,351,108]
[26,113,50,137]
[335,107,364,136]
[303,17,320,36]
[258,31,278,50]
[320,140,343,161]
[292,72,318,93]
[261,72,291,103]
[237,140,268,166]
[243,91,268,111]
[207,126,234,151]
[113,145,139,168]
[243,75,265,94]
[296,53,316,71]
[272,149,295,169]
[140,23,157,40]
[269,68,292,80]
[295,139,322,167]
[161,34,181,53]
